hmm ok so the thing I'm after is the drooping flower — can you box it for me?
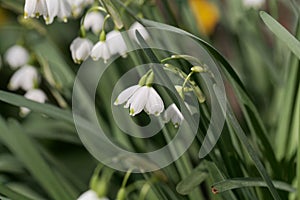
[24,0,45,19]
[90,41,111,63]
[115,85,164,116]
[106,30,127,57]
[242,0,265,8]
[4,45,29,69]
[77,190,109,200]
[129,22,150,42]
[84,11,104,34]
[24,0,72,24]
[163,103,184,128]
[68,0,94,17]
[70,37,93,64]
[24,0,60,24]
[8,65,39,91]
[43,0,59,24]
[20,89,47,116]
[57,0,72,22]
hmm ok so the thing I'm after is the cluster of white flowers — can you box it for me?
[24,0,94,24]
[70,20,149,64]
[77,190,109,200]
[4,45,47,116]
[242,0,265,8]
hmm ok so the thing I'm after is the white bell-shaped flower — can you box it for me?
[129,22,150,43]
[20,89,47,116]
[57,0,72,22]
[90,41,111,63]
[84,11,104,34]
[4,45,29,69]
[115,85,164,116]
[24,0,60,24]
[43,0,59,24]
[68,0,93,17]
[163,103,184,128]
[24,0,45,19]
[8,65,39,91]
[70,37,93,64]
[77,190,109,200]
[243,0,265,8]
[106,30,127,57]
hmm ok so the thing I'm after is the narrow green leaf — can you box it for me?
[0,118,75,200]
[212,178,296,194]
[0,184,34,200]
[100,0,124,29]
[0,90,73,124]
[176,164,208,195]
[260,11,300,60]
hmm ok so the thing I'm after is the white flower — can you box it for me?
[43,0,59,24]
[77,190,109,200]
[115,85,164,116]
[106,30,127,57]
[70,37,93,64]
[24,0,60,24]
[68,0,94,17]
[90,41,111,63]
[57,0,72,22]
[24,0,45,19]
[84,11,104,34]
[243,0,265,8]
[20,89,47,116]
[129,22,150,43]
[8,65,39,91]
[4,45,29,69]
[163,104,184,128]
[24,0,72,24]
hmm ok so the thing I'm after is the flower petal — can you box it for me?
[128,86,149,116]
[24,0,37,18]
[90,41,111,62]
[114,85,140,105]
[145,87,164,116]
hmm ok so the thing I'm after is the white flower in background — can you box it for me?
[8,65,39,91]
[90,41,111,63]
[57,0,72,22]
[4,45,29,69]
[115,85,164,116]
[106,30,127,57]
[68,0,94,17]
[20,89,47,116]
[70,37,93,64]
[243,0,265,8]
[24,0,45,19]
[163,104,184,128]
[84,11,104,34]
[24,0,60,24]
[24,0,72,24]
[129,22,150,43]
[77,190,109,200]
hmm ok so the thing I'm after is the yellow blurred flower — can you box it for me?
[0,8,8,25]
[188,0,219,35]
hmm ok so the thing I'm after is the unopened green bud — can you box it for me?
[191,66,205,73]
[116,188,126,200]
